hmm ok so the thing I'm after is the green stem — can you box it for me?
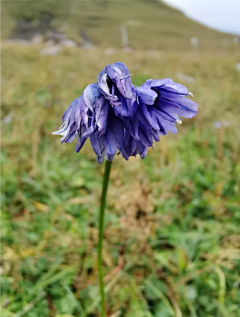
[98,160,112,317]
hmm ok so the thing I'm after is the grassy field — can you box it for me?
[1,43,240,317]
[1,0,236,51]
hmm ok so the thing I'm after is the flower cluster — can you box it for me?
[53,62,198,163]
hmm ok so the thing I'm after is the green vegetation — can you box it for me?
[1,43,240,316]
[1,0,236,51]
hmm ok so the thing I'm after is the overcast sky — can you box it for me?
[165,0,240,35]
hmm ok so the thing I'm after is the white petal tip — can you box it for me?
[176,119,182,125]
[188,92,194,98]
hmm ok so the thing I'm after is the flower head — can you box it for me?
[135,78,198,136]
[53,62,198,163]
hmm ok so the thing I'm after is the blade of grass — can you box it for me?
[214,266,226,305]
[14,291,46,317]
[144,280,175,317]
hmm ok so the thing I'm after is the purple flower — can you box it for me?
[53,63,198,164]
[135,78,198,136]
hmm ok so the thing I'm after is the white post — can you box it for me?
[121,23,128,49]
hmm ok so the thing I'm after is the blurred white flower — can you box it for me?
[214,120,230,129]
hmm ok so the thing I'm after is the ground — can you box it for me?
[1,44,240,317]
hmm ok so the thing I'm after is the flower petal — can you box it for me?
[158,97,198,118]
[90,131,105,156]
[140,103,159,130]
[140,147,148,159]
[106,62,133,99]
[160,82,189,95]
[97,150,105,164]
[138,124,153,147]
[113,94,136,118]
[83,82,101,111]
[147,78,174,88]
[97,69,118,101]
[123,119,139,140]
[125,133,137,156]
[109,111,125,150]
[101,127,117,157]
[135,107,149,125]
[95,96,110,136]
[136,140,147,156]
[75,122,87,152]
[154,113,177,135]
[136,86,157,105]
[62,97,81,123]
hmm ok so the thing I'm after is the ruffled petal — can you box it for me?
[159,82,189,95]
[123,118,139,140]
[154,113,177,135]
[95,95,110,136]
[62,97,81,123]
[90,131,105,157]
[113,94,137,118]
[138,124,153,147]
[154,107,179,123]
[147,78,174,88]
[109,111,125,151]
[135,107,149,125]
[64,123,78,143]
[158,95,198,118]
[152,129,160,142]
[136,86,157,105]
[140,147,148,159]
[106,62,133,99]
[124,133,137,157]
[83,83,101,111]
[97,69,118,102]
[101,127,117,157]
[136,140,147,156]
[97,151,105,164]
[53,101,79,143]
[140,103,159,130]
[75,122,87,152]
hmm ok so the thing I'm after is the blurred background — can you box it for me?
[1,1,240,316]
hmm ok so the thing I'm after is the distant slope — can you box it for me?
[1,0,234,50]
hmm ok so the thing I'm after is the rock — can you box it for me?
[40,45,61,56]
[45,40,55,46]
[61,39,77,47]
[45,29,66,43]
[175,72,195,84]
[7,15,78,48]
[31,34,43,44]
[82,42,94,50]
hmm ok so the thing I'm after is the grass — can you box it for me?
[1,0,237,51]
[1,43,240,317]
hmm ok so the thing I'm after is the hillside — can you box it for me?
[1,0,235,50]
